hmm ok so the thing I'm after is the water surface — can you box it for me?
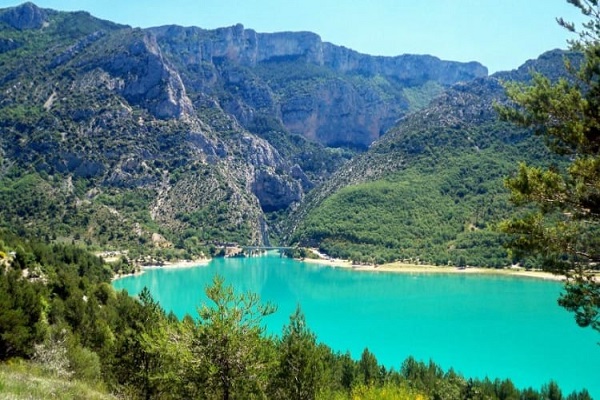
[113,253,599,397]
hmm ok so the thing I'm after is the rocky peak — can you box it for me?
[322,44,488,83]
[493,49,581,83]
[0,2,48,30]
[101,31,194,119]
[152,24,487,82]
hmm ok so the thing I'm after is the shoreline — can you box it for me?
[143,258,211,269]
[110,250,569,282]
[112,257,211,281]
[298,254,566,281]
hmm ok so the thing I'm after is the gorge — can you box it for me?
[0,2,598,399]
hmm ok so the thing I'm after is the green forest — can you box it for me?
[290,131,550,268]
[1,0,600,398]
[0,231,592,400]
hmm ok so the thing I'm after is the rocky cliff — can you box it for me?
[150,23,487,79]
[286,50,577,265]
[0,2,488,253]
[150,23,487,149]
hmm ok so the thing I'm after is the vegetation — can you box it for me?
[497,0,600,333]
[403,81,444,112]
[0,2,597,398]
[290,113,559,267]
[292,154,513,266]
[0,231,591,399]
[0,360,117,400]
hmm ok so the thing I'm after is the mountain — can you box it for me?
[286,50,579,267]
[0,3,486,259]
[148,23,486,149]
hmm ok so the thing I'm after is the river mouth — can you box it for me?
[113,253,599,397]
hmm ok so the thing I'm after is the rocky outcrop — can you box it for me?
[494,49,582,83]
[50,31,107,68]
[234,134,304,212]
[151,24,487,149]
[101,32,194,119]
[252,169,302,212]
[280,78,398,148]
[0,2,48,30]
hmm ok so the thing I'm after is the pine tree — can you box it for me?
[497,0,600,334]
[272,305,324,400]
[194,276,276,400]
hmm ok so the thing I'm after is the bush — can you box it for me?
[68,345,102,384]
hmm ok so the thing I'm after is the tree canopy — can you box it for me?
[497,0,600,333]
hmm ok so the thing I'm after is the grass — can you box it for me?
[0,360,116,400]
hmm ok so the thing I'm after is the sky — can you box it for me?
[0,0,589,73]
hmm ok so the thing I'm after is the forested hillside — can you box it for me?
[0,231,590,399]
[0,2,487,258]
[288,50,577,267]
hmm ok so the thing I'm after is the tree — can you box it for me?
[358,348,381,386]
[272,305,324,400]
[111,286,168,400]
[497,0,600,334]
[193,275,276,400]
[542,380,563,400]
[0,268,44,359]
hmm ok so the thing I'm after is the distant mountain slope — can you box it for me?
[0,3,297,253]
[287,50,578,266]
[0,2,486,256]
[149,23,487,149]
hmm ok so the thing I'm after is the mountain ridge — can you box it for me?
[286,49,578,266]
[0,2,542,263]
[148,22,487,80]
[148,21,487,148]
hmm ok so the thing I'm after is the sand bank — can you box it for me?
[298,252,566,281]
[143,258,211,269]
[112,258,211,281]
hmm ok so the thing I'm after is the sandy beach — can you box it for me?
[111,250,570,282]
[299,252,566,281]
[111,257,211,281]
[143,258,211,269]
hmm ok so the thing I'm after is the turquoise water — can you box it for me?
[113,253,599,397]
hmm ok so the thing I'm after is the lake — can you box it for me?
[113,252,599,397]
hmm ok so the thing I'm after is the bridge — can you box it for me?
[242,246,295,251]
[235,246,295,257]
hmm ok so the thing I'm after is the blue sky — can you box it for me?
[0,0,587,73]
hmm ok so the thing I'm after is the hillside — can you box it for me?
[0,231,588,399]
[0,361,117,400]
[0,2,486,259]
[287,50,579,267]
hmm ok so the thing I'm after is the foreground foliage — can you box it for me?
[497,0,600,334]
[0,232,592,399]
[0,360,117,400]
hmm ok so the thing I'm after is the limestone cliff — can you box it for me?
[150,24,487,149]
[0,3,489,250]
